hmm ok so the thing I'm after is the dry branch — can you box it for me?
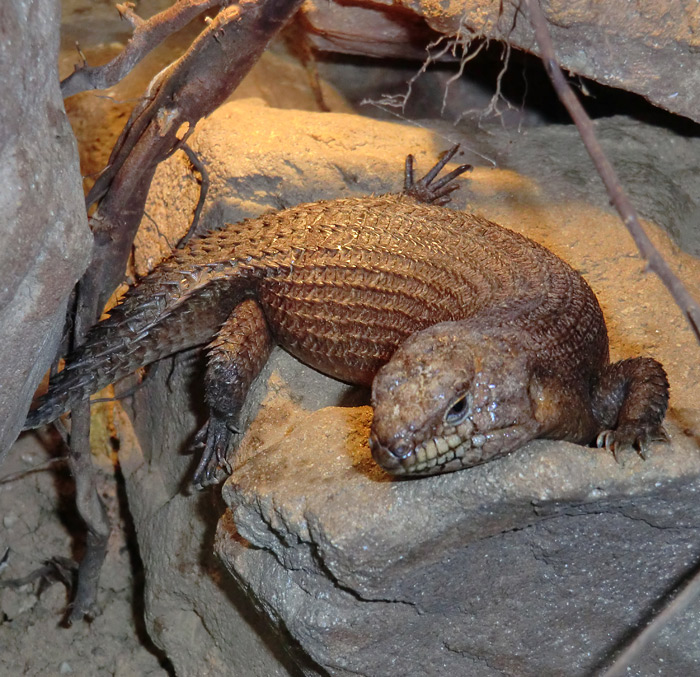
[178,143,210,248]
[65,400,108,624]
[523,0,700,344]
[86,0,304,312]
[61,0,224,98]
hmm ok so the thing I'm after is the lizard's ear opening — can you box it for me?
[443,392,472,426]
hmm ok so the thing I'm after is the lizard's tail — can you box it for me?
[24,322,190,429]
[25,345,154,429]
[24,263,244,430]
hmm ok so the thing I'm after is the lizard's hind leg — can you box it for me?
[192,298,273,489]
[591,357,670,459]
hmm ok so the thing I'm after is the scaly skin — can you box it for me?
[24,147,669,484]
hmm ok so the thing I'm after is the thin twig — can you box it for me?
[117,1,145,29]
[178,144,210,248]
[522,0,700,344]
[0,456,67,485]
[61,0,224,98]
[284,14,329,112]
[0,556,77,590]
[368,36,452,112]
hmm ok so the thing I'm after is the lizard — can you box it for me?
[23,145,669,484]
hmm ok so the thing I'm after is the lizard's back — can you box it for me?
[244,194,608,386]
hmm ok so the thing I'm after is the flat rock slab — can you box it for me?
[220,412,700,676]
[120,99,700,674]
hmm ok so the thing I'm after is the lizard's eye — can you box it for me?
[444,393,471,426]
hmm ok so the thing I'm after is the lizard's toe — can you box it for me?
[403,144,472,205]
[596,428,634,463]
[192,422,208,448]
[596,429,616,454]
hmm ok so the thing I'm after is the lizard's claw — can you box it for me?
[596,429,619,461]
[404,144,472,205]
[596,425,667,463]
[191,416,239,490]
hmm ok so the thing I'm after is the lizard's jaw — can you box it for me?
[369,418,486,476]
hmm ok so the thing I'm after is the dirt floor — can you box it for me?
[0,433,171,675]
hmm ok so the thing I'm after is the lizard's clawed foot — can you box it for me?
[191,416,240,490]
[592,356,669,463]
[596,425,668,463]
[404,144,472,206]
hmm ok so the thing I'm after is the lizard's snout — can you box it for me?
[369,432,412,475]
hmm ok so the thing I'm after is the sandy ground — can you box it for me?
[0,433,170,675]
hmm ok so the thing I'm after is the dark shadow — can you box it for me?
[316,40,700,137]
[32,428,86,569]
[336,384,371,408]
[114,460,175,674]
[195,490,325,676]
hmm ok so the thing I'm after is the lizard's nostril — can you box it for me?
[387,442,413,460]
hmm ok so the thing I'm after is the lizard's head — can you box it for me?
[369,322,537,476]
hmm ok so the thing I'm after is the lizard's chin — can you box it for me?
[369,434,409,475]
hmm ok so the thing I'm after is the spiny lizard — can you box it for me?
[24,146,669,485]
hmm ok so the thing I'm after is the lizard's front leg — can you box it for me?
[591,357,670,458]
[192,298,272,489]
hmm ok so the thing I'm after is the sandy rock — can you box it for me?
[0,0,91,457]
[116,346,353,676]
[220,416,700,676]
[301,0,700,124]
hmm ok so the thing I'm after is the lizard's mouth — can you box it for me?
[369,419,486,476]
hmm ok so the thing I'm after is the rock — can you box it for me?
[301,0,700,125]
[0,0,91,458]
[116,347,359,676]
[219,418,700,676]
[117,98,700,674]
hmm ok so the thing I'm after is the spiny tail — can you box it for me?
[24,261,244,430]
